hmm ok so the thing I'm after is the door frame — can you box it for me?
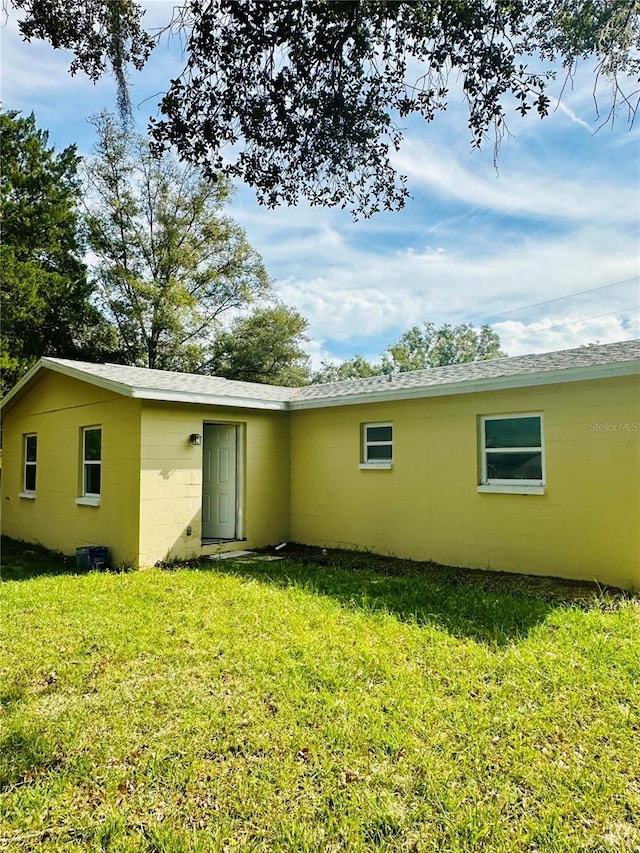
[202,421,244,542]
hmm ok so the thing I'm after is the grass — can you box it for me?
[1,537,639,852]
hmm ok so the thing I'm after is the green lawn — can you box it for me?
[1,538,639,852]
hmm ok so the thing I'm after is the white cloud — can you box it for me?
[392,137,638,224]
[280,247,637,348]
[230,186,639,357]
[550,99,593,132]
[495,313,640,356]
[303,337,340,371]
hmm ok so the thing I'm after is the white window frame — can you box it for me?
[76,426,102,506]
[360,422,393,470]
[478,413,546,495]
[20,433,37,498]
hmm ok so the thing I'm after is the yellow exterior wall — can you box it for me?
[138,401,289,566]
[2,368,638,587]
[1,372,141,566]
[290,375,640,590]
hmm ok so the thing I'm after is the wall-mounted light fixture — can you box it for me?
[189,433,202,446]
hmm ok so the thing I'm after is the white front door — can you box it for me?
[202,423,237,539]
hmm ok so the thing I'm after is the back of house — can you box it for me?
[1,340,638,589]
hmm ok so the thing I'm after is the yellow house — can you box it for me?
[1,340,639,589]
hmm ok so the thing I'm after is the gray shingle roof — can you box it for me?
[293,339,640,404]
[46,358,294,404]
[3,339,638,414]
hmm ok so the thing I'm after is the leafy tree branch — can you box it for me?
[6,1,639,215]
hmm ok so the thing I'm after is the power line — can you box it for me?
[470,276,640,326]
[499,304,639,336]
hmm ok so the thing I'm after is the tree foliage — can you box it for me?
[10,0,153,116]
[155,0,640,216]
[9,1,639,216]
[382,322,505,371]
[208,304,311,386]
[83,113,270,372]
[312,322,505,383]
[0,110,112,394]
[311,354,388,384]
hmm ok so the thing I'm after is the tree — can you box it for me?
[152,0,639,216]
[0,111,113,394]
[208,304,311,386]
[9,0,153,117]
[312,354,384,384]
[311,322,505,383]
[8,2,639,216]
[382,322,506,371]
[83,113,270,372]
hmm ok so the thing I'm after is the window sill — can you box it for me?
[359,462,393,470]
[477,484,545,496]
[75,496,101,506]
[19,491,36,500]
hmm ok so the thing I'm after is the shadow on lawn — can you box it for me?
[1,536,79,582]
[197,545,611,645]
[0,724,64,789]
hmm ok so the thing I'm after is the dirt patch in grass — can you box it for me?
[256,542,629,606]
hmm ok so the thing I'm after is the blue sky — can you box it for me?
[2,2,639,366]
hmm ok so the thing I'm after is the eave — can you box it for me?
[288,359,640,410]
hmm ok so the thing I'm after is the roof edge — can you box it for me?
[2,350,638,416]
[0,359,46,414]
[0,359,290,415]
[41,358,136,399]
[0,358,135,416]
[134,387,288,411]
[288,358,640,410]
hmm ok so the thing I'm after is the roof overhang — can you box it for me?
[131,387,287,410]
[1,360,49,415]
[1,354,638,417]
[0,358,289,415]
[288,359,640,410]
